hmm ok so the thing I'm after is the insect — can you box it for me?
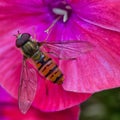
[15,32,93,114]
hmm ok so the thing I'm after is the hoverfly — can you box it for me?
[15,32,93,114]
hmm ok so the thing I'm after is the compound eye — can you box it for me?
[21,33,31,40]
[16,33,31,48]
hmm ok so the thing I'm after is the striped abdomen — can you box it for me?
[32,51,64,84]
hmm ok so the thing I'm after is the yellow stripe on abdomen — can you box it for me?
[35,53,64,84]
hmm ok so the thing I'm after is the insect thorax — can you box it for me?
[21,41,39,58]
[32,50,43,62]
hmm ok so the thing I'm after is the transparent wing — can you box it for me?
[41,41,94,59]
[18,58,37,114]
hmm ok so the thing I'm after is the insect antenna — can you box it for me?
[13,30,21,38]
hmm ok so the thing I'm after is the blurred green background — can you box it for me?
[80,88,120,120]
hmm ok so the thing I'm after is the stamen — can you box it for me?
[44,1,72,38]
[45,16,61,33]
[52,8,68,22]
[50,1,72,23]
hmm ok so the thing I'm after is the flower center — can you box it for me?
[49,1,72,23]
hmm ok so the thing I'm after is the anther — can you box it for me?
[51,1,72,23]
[44,1,72,35]
[52,8,68,22]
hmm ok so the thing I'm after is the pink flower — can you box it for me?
[0,0,91,113]
[0,0,120,113]
[0,86,80,120]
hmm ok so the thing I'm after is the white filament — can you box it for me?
[52,8,68,22]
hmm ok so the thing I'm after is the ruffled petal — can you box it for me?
[0,86,80,120]
[2,105,80,120]
[61,17,120,93]
[3,0,120,112]
[69,0,120,32]
[0,6,91,112]
[0,0,51,38]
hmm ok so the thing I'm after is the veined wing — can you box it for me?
[41,41,94,59]
[18,58,37,114]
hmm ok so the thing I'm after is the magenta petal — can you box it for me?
[3,0,120,112]
[71,0,120,32]
[34,79,91,111]
[0,0,91,111]
[0,35,91,112]
[2,104,80,120]
[0,0,50,38]
[1,0,120,96]
[61,18,120,93]
[0,86,80,120]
